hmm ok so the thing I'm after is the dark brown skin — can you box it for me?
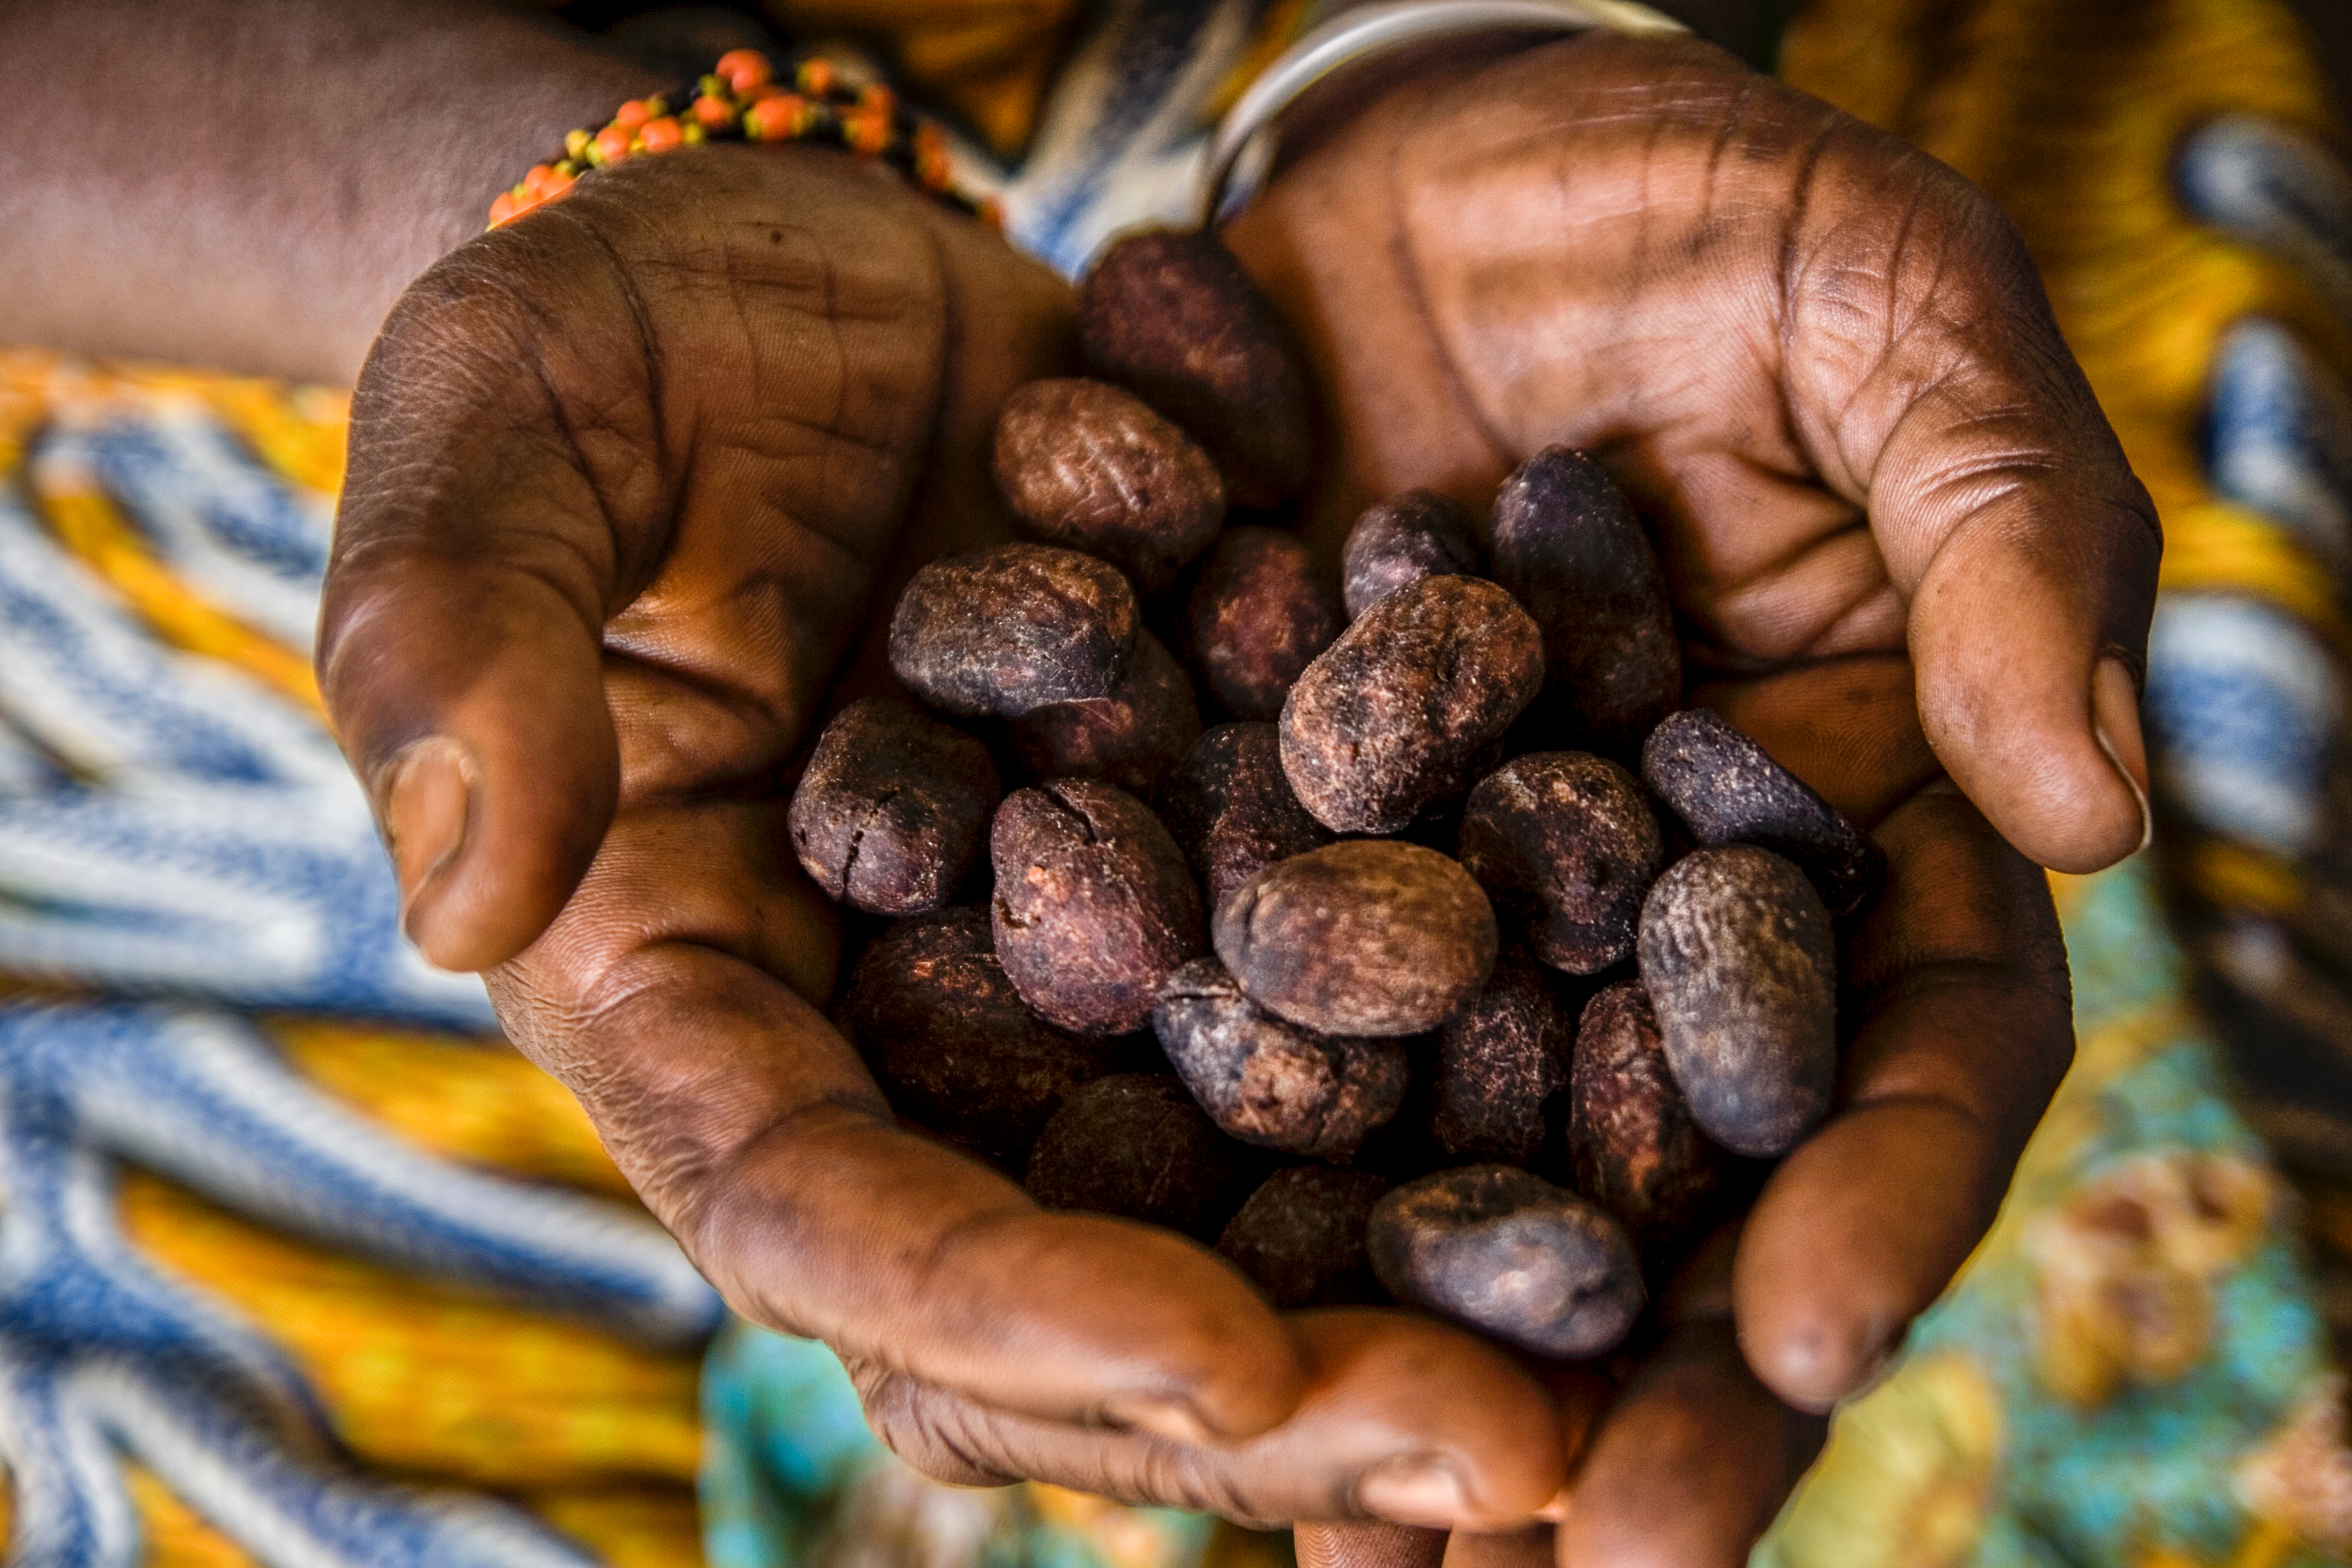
[1643,708,1886,916]
[1154,957,1411,1161]
[1637,847,1837,1158]
[1569,980,1722,1250]
[1158,722,1335,911]
[1457,753,1663,975]
[788,697,1000,916]
[59,0,2120,1547]
[1189,527,1344,721]
[1220,1166,1395,1309]
[1281,576,1545,834]
[1486,448,1681,761]
[889,542,1140,717]
[1080,229,1315,508]
[1216,841,1499,1039]
[1422,946,1573,1169]
[835,907,1140,1171]
[1342,489,1485,621]
[1026,1073,1256,1241]
[1005,630,1203,800]
[993,377,1225,593]
[1366,1165,1644,1359]
[991,779,1206,1035]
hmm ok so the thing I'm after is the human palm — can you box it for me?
[322,36,2155,1567]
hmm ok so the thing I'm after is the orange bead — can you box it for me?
[521,163,557,199]
[913,124,950,189]
[488,190,519,227]
[593,124,632,164]
[614,98,652,131]
[539,167,577,200]
[717,48,772,95]
[858,83,896,119]
[691,93,733,129]
[842,108,890,156]
[743,92,805,143]
[639,116,683,153]
[797,57,835,96]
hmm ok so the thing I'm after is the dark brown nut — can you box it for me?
[1425,945,1572,1168]
[1026,1073,1253,1240]
[889,543,1138,717]
[1218,1166,1393,1308]
[835,907,1136,1170]
[1365,1165,1644,1358]
[992,378,1226,593]
[1079,229,1312,508]
[1187,527,1341,721]
[1006,631,1202,800]
[1457,753,1663,974]
[1279,576,1544,834]
[1153,958,1410,1161]
[1636,846,1836,1158]
[1341,489,1484,621]
[991,780,1207,1034]
[1158,723,1333,910]
[1569,980,1721,1247]
[1486,448,1679,758]
[1215,840,1498,1037]
[1640,709,1886,916]
[788,697,1000,915]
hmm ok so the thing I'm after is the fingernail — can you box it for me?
[1354,1457,1468,1526]
[1097,1392,1215,1447]
[385,737,475,934]
[2091,655,2152,854]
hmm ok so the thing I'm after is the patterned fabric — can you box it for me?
[7,2,2352,1566]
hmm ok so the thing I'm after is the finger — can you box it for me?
[1305,1526,1450,1568]
[1733,783,2073,1409]
[851,1310,1578,1530]
[1557,1320,1824,1568]
[1443,1526,1553,1568]
[1773,133,2159,875]
[321,149,957,970]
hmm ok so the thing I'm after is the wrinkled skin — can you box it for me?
[322,33,2130,1568]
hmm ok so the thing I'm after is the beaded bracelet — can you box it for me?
[487,48,998,230]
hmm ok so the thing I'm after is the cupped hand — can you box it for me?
[1217,27,2127,1565]
[318,145,1584,1532]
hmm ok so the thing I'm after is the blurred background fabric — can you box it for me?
[7,1,2352,1565]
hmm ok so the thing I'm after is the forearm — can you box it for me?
[0,0,663,383]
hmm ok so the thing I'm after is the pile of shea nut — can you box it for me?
[789,229,1882,1362]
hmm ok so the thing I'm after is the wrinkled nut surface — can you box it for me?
[1280,575,1544,834]
[1457,751,1663,974]
[992,377,1225,593]
[1188,527,1341,722]
[1425,945,1573,1168]
[835,907,1137,1170]
[889,542,1138,717]
[1366,1165,1644,1358]
[1153,957,1410,1161]
[1637,846,1836,1158]
[788,697,1001,915]
[991,780,1206,1035]
[1642,708,1886,916]
[1569,979,1721,1248]
[1218,1165,1393,1309]
[1006,630,1202,800]
[1079,229,1313,509]
[1486,448,1679,758]
[1341,488,1484,621]
[1214,839,1498,1038]
[1026,1073,1253,1240]
[1158,722,1332,911]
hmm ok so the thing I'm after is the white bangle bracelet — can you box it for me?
[1196,0,1687,225]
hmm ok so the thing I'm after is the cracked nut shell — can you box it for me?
[789,697,1000,915]
[992,377,1225,593]
[991,779,1206,1035]
[1424,944,1573,1168]
[1157,722,1333,911]
[889,542,1138,717]
[1006,630,1202,800]
[1457,751,1663,974]
[1569,979,1721,1248]
[1026,1073,1254,1240]
[1341,488,1484,621]
[1218,1166,1393,1308]
[1153,957,1410,1161]
[1187,527,1341,722]
[1641,708,1885,916]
